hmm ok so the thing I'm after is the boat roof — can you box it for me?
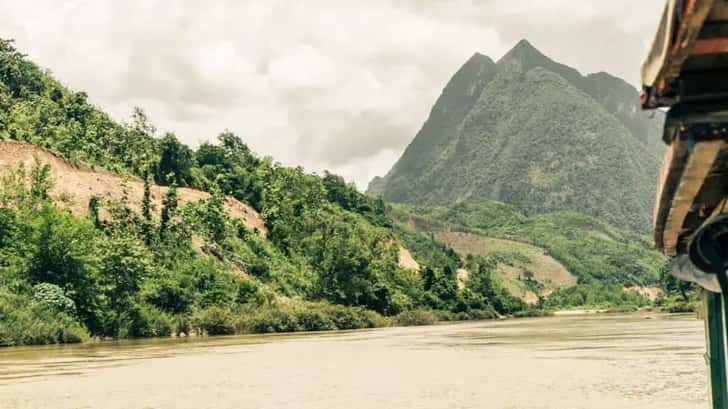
[643,0,728,255]
[642,0,728,109]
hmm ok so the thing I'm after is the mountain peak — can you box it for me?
[464,52,494,68]
[513,39,538,52]
[498,39,548,66]
[468,51,488,60]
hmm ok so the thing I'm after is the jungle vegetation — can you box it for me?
[0,39,524,345]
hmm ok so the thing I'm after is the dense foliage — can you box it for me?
[0,39,523,345]
[543,283,650,309]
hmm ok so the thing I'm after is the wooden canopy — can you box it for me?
[642,0,728,256]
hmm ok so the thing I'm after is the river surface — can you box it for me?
[0,312,708,409]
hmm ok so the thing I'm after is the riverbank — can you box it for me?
[553,308,609,316]
[0,301,554,347]
[5,295,691,348]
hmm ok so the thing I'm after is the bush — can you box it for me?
[512,309,554,318]
[464,307,498,320]
[662,302,698,313]
[544,282,651,309]
[655,292,700,314]
[32,283,76,314]
[173,315,192,337]
[0,289,88,346]
[241,301,385,334]
[601,306,639,314]
[192,306,238,335]
[432,310,458,321]
[117,304,173,338]
[243,308,302,333]
[295,309,336,331]
[393,309,438,326]
[143,279,194,315]
[323,304,384,330]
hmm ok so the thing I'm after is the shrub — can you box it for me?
[117,304,173,338]
[323,304,383,330]
[512,309,554,318]
[240,301,386,334]
[192,306,237,335]
[0,289,88,346]
[464,307,498,320]
[143,279,194,315]
[662,302,698,314]
[32,282,75,314]
[432,310,458,321]
[243,308,302,333]
[294,309,336,331]
[173,315,192,336]
[601,306,639,314]
[393,309,438,326]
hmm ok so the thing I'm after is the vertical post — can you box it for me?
[705,290,728,409]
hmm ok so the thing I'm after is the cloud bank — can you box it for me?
[0,0,664,188]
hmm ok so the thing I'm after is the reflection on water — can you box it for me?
[0,313,707,409]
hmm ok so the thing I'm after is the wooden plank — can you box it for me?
[659,0,716,92]
[654,136,689,252]
[692,38,728,55]
[654,141,678,250]
[662,140,725,255]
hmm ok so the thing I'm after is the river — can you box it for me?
[0,312,708,409]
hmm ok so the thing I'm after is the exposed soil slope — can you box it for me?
[0,141,266,237]
[397,247,421,271]
[435,230,577,292]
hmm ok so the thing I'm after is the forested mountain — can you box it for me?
[367,40,664,232]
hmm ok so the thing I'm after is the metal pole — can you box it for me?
[705,290,728,409]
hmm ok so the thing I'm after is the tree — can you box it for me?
[422,267,437,291]
[159,183,178,239]
[155,133,194,186]
[27,206,101,332]
[141,175,153,245]
[0,39,45,99]
[122,107,159,176]
[29,157,52,203]
[429,266,458,309]
[99,236,154,336]
[88,195,101,229]
[183,183,228,244]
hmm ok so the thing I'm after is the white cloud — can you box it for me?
[0,0,664,189]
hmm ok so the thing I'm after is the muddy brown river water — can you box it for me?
[0,312,708,409]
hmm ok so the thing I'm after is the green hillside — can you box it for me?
[368,40,663,232]
[391,202,666,286]
[0,39,523,345]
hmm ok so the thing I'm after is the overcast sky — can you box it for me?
[0,0,665,189]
